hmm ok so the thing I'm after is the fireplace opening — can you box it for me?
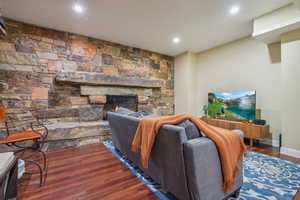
[102,95,138,120]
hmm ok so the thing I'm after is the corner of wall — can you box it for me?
[174,51,198,115]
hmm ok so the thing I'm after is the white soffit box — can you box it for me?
[253,3,300,43]
[294,0,300,9]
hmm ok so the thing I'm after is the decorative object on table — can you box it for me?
[253,119,266,125]
[202,105,208,116]
[0,106,48,187]
[255,108,262,120]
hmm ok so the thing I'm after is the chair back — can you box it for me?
[0,106,5,123]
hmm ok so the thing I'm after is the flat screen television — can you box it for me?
[208,90,256,121]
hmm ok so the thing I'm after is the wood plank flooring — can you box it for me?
[18,144,158,200]
[18,143,300,200]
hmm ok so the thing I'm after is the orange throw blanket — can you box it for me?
[131,114,246,192]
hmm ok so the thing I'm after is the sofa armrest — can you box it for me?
[152,124,191,200]
[107,112,191,200]
[183,137,243,200]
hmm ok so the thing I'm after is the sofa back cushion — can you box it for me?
[115,107,135,115]
[115,108,201,139]
[115,107,158,118]
[128,111,155,118]
[178,120,202,140]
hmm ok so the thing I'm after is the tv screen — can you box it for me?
[208,90,256,121]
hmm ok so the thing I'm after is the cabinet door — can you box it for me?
[249,126,261,139]
[261,125,270,139]
[249,125,269,139]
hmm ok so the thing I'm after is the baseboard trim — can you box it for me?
[260,139,279,147]
[280,147,300,158]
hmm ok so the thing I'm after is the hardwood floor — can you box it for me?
[18,144,158,200]
[18,142,300,200]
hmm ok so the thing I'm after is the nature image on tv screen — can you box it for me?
[208,90,256,121]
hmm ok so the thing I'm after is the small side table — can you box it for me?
[0,152,18,200]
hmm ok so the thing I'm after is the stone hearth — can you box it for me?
[0,120,111,152]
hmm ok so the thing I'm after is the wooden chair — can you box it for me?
[0,106,48,186]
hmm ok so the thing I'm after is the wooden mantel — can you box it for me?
[56,71,162,88]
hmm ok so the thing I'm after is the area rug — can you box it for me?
[103,141,300,200]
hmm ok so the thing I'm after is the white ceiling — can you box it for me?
[1,0,293,56]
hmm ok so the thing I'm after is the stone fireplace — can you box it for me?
[0,18,175,152]
[54,70,163,119]
[102,95,138,120]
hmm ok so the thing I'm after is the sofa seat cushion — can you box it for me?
[178,120,202,140]
[0,152,15,178]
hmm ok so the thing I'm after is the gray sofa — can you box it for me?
[107,111,243,200]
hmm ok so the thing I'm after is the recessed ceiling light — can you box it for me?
[229,5,240,15]
[73,3,84,14]
[173,37,180,44]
